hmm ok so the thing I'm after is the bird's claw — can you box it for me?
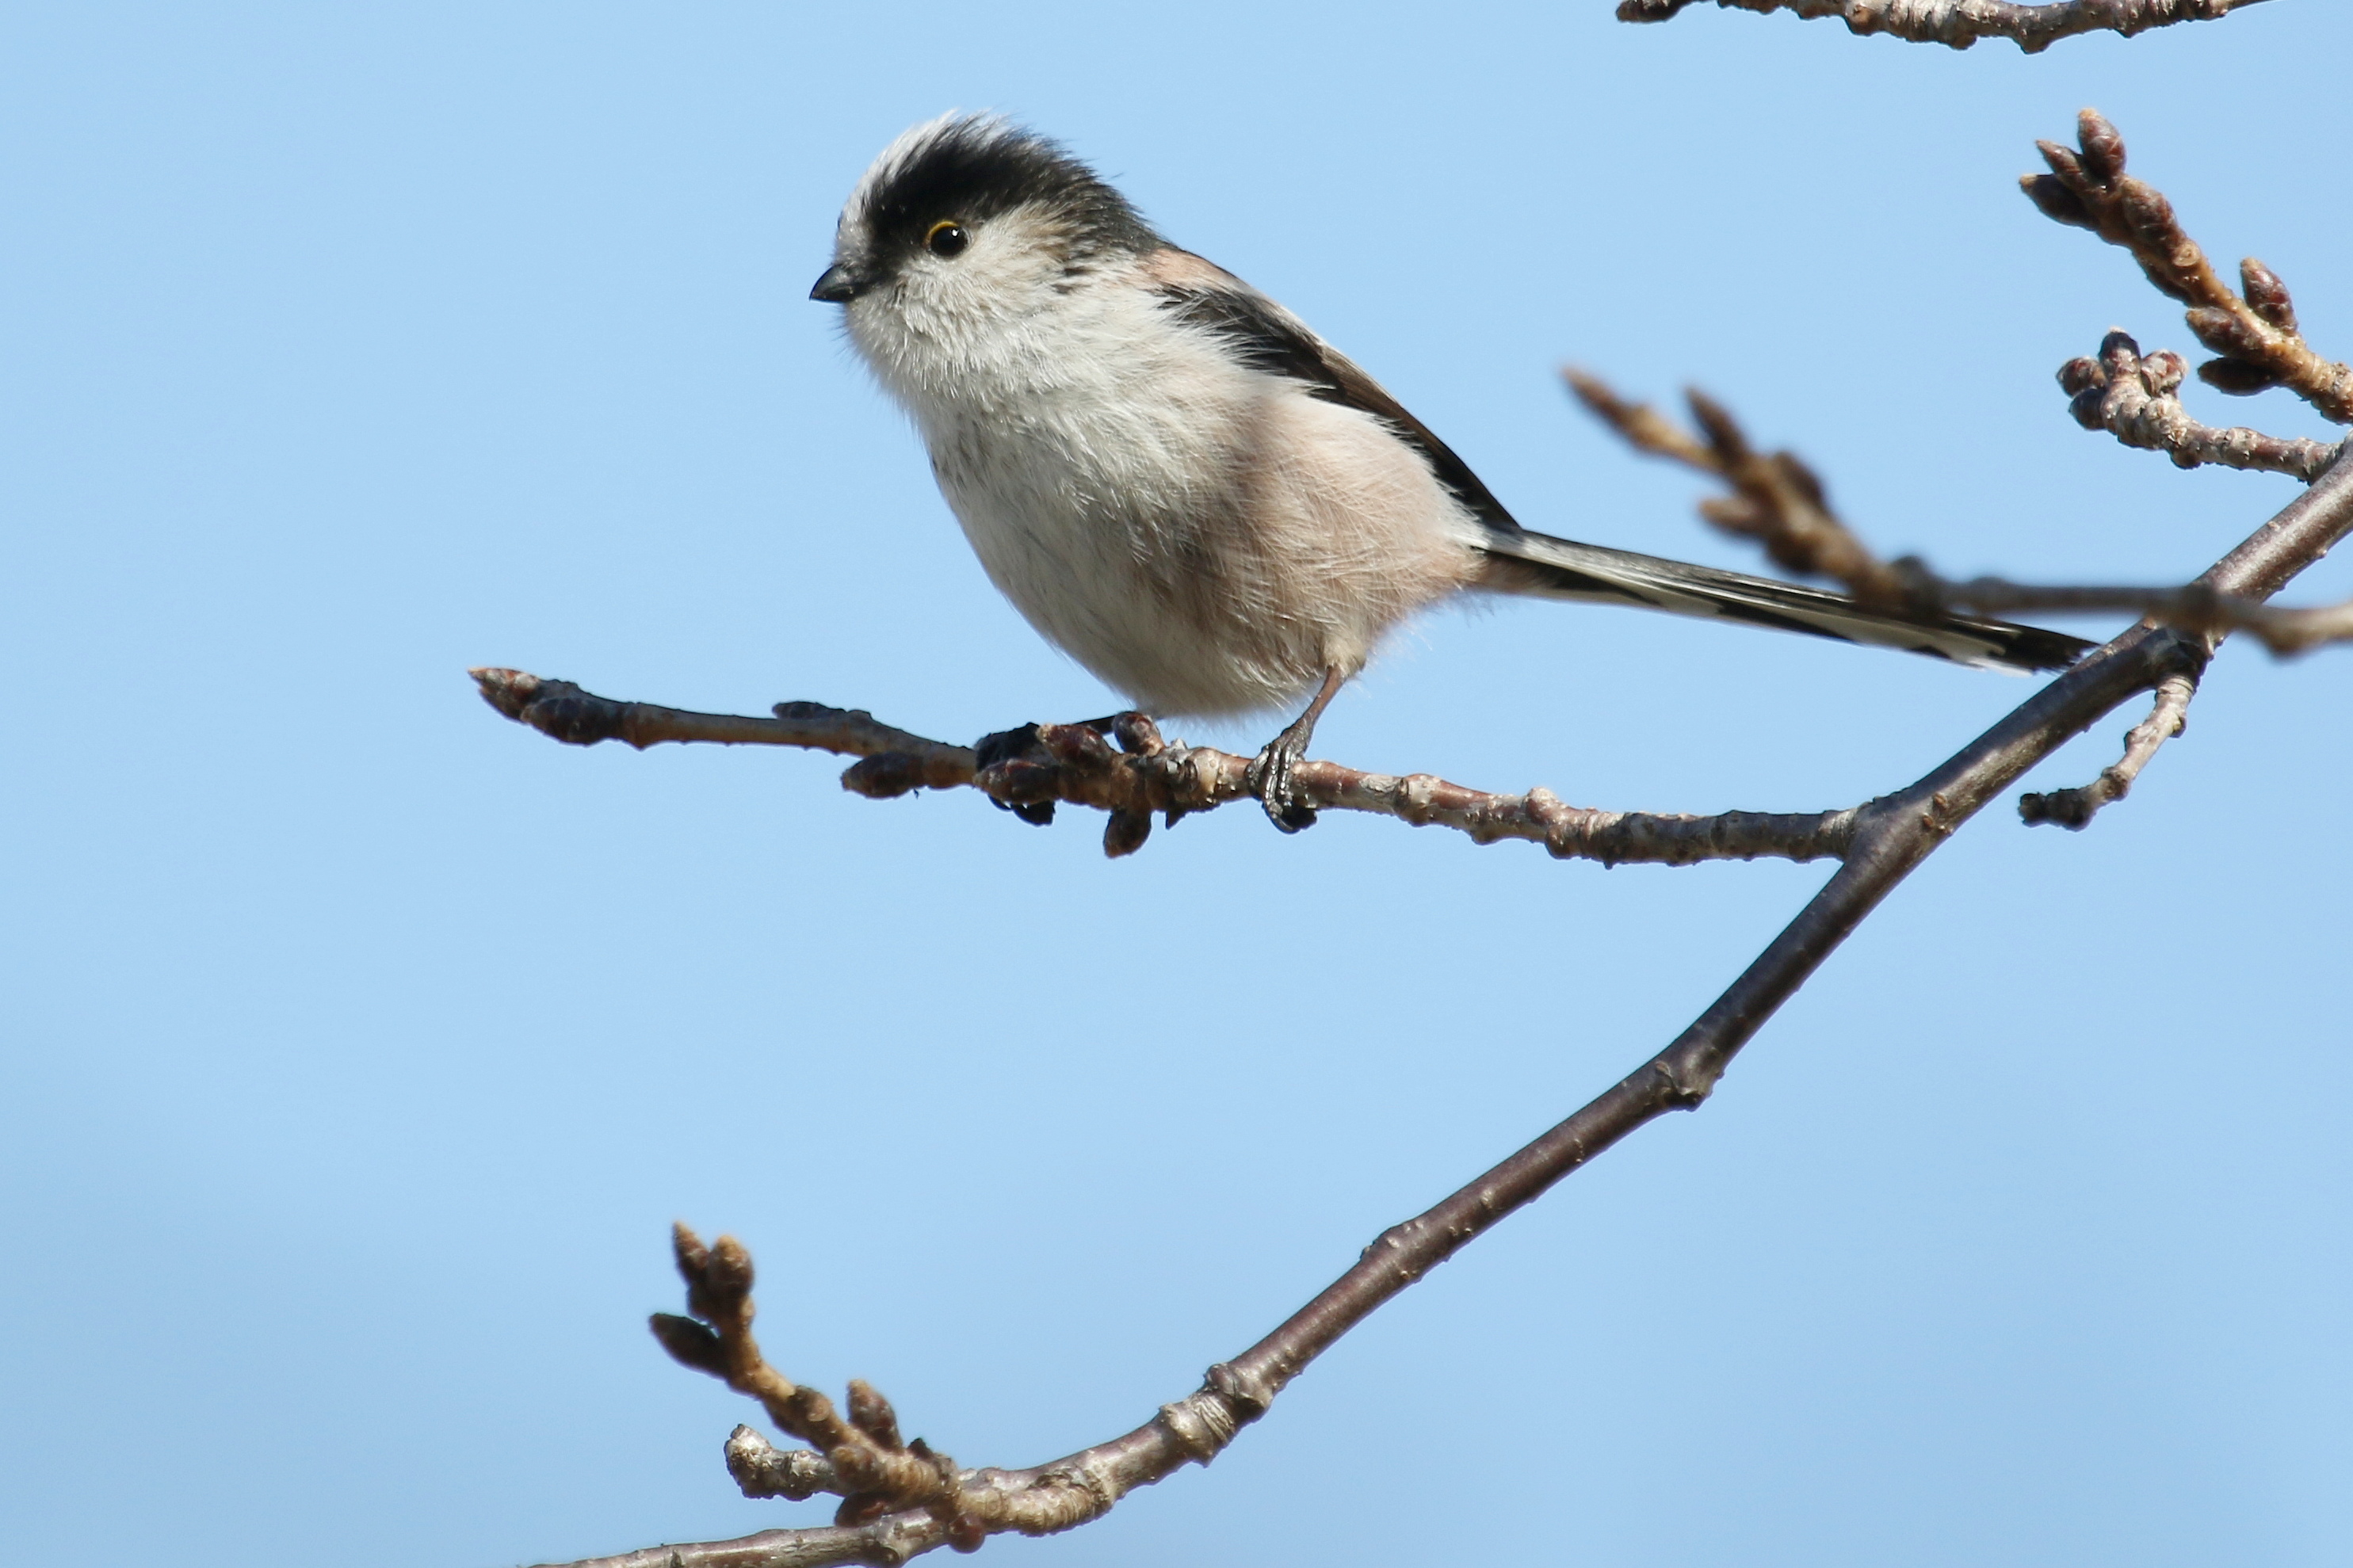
[1247,737,1319,833]
[972,723,1055,826]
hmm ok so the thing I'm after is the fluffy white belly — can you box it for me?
[916,370,1481,719]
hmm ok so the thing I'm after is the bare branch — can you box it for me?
[651,1224,1025,1549]
[2017,671,2196,828]
[525,446,2353,1568]
[2024,110,2353,424]
[1565,369,1908,602]
[1908,572,2353,656]
[506,97,2351,1568]
[1571,114,2353,658]
[1566,372,2353,655]
[467,672,976,784]
[2061,330,2341,480]
[1615,0,2264,53]
[472,669,1859,866]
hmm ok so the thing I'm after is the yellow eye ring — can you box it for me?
[925,219,970,258]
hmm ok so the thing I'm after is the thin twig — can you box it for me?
[472,670,1860,866]
[2018,672,2197,828]
[651,1227,999,1543]
[1565,372,2353,654]
[1907,574,2353,656]
[2023,110,2353,424]
[527,443,2353,1568]
[1564,369,1908,601]
[1616,0,2265,54]
[2061,330,2340,480]
[465,677,977,784]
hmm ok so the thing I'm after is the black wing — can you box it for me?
[1152,257,1523,536]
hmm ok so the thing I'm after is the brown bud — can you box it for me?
[672,1223,711,1281]
[2019,174,2095,230]
[1037,722,1115,766]
[2139,349,2187,395]
[946,1513,989,1553]
[2183,307,2256,357]
[2240,258,2298,332]
[1110,712,1163,755]
[523,692,625,747]
[1684,389,1751,464]
[2196,358,2282,396]
[2018,789,2093,830]
[2097,328,2141,368]
[2118,181,2177,247]
[846,1380,903,1451]
[2057,356,2106,396]
[786,1385,840,1440]
[2036,139,2086,185]
[648,1313,730,1375]
[469,666,541,719]
[1777,452,1830,512]
[2075,110,2126,186]
[2068,389,2107,431]
[840,751,925,799]
[706,1234,756,1299]
[1102,808,1152,859]
[1695,496,1766,536]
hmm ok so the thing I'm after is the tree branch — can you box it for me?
[506,100,2353,1568]
[1618,0,2259,52]
[520,418,2353,1568]
[472,669,1861,865]
[1615,0,2267,53]
[2061,330,2341,480]
[1565,370,2353,655]
[1565,368,1917,603]
[2023,110,2353,425]
[2017,671,2196,828]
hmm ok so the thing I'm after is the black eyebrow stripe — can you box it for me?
[863,119,1158,257]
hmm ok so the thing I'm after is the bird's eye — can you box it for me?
[925,219,969,258]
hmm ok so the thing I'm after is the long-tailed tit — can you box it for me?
[812,115,2087,830]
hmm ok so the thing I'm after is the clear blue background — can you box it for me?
[3,5,2347,1566]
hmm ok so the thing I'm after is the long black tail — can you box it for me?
[1476,527,2091,673]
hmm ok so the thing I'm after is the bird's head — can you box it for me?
[813,114,1159,382]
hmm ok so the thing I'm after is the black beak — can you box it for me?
[810,263,865,303]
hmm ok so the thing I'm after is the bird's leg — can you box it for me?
[1247,666,1346,834]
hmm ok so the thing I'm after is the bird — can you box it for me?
[809,114,2088,830]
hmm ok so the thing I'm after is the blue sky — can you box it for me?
[3,5,2347,1566]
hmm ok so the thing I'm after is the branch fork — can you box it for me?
[2060,330,2339,480]
[2024,110,2353,423]
[514,96,2353,1568]
[654,1224,1198,1557]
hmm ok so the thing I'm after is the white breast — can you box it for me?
[850,259,1482,719]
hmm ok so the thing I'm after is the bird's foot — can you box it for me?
[972,723,1055,826]
[1245,730,1319,834]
